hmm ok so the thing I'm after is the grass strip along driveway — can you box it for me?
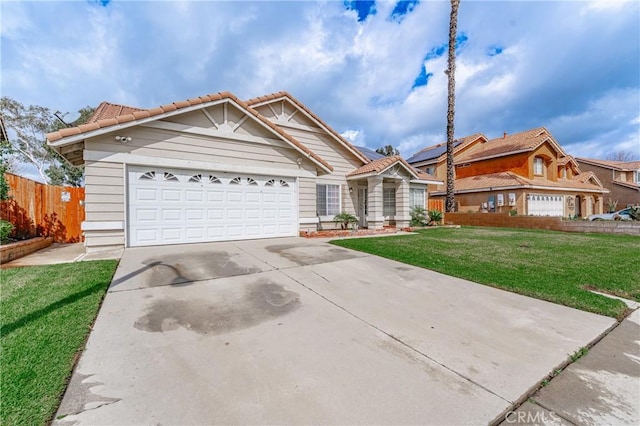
[1,260,118,426]
[332,227,639,319]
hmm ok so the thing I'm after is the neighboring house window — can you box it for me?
[425,166,436,176]
[383,188,396,216]
[635,170,640,183]
[533,157,544,176]
[409,188,425,209]
[561,168,567,179]
[317,184,340,216]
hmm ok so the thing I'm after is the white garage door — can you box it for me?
[128,166,297,247]
[527,194,564,217]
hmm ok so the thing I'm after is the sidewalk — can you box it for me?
[1,243,121,269]
[501,308,640,425]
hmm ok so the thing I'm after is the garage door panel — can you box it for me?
[162,189,182,202]
[246,209,260,220]
[278,224,294,233]
[246,192,260,203]
[227,209,243,220]
[207,191,224,202]
[135,229,160,244]
[186,209,205,221]
[185,228,205,240]
[227,225,244,237]
[161,228,182,241]
[136,188,158,202]
[207,226,224,238]
[128,167,297,247]
[135,209,159,222]
[245,225,261,236]
[162,209,182,221]
[227,192,243,203]
[185,190,204,202]
[208,209,224,220]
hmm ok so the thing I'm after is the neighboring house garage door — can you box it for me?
[527,194,564,217]
[128,166,297,247]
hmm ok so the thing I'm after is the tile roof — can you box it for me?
[407,133,484,164]
[347,155,403,176]
[576,158,640,171]
[87,102,147,123]
[557,155,576,166]
[346,155,441,182]
[455,127,564,163]
[245,91,370,163]
[46,91,333,172]
[431,171,607,194]
[613,180,640,190]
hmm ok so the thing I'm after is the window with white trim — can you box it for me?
[533,157,544,175]
[383,188,396,216]
[409,188,425,209]
[317,184,340,216]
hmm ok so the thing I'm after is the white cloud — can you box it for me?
[0,0,638,164]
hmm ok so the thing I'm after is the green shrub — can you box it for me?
[0,166,10,201]
[410,206,427,227]
[333,212,358,230]
[0,220,14,243]
[629,206,640,221]
[428,209,443,225]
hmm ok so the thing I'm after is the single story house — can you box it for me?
[47,91,441,251]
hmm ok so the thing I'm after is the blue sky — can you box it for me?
[2,0,639,180]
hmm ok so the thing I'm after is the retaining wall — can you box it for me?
[444,213,640,236]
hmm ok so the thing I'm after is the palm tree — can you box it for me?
[445,0,460,213]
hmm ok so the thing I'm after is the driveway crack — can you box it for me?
[278,268,512,406]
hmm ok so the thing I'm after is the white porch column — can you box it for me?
[395,179,410,228]
[367,176,384,229]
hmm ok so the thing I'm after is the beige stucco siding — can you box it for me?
[298,177,317,218]
[277,125,364,228]
[83,161,125,250]
[84,161,125,222]
[85,127,307,172]
[282,127,363,180]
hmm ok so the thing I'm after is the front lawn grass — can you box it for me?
[332,227,639,319]
[1,260,118,426]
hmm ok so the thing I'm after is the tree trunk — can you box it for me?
[445,0,460,213]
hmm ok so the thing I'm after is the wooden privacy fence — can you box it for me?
[1,173,85,243]
[428,199,444,212]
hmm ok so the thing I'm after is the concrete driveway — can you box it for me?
[55,237,615,425]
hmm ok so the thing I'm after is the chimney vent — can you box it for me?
[503,132,507,139]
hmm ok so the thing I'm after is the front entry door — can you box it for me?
[358,188,368,228]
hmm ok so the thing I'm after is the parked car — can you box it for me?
[588,208,632,221]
